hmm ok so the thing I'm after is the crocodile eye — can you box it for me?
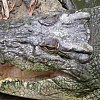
[45,46,56,50]
[40,38,59,53]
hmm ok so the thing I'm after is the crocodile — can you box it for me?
[0,2,100,100]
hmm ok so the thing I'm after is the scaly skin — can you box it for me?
[0,6,99,100]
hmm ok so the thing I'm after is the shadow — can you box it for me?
[0,93,37,100]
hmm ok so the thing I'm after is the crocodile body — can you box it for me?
[0,4,99,100]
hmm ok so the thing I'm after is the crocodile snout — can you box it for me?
[40,37,93,63]
[40,12,93,63]
[58,41,93,63]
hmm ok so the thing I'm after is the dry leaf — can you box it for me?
[1,7,4,18]
[9,0,16,12]
[2,0,9,19]
[28,0,40,16]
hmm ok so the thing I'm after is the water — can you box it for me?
[73,0,100,10]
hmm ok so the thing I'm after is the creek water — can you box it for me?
[73,0,100,10]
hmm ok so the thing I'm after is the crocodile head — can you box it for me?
[0,10,95,99]
[0,11,93,72]
[39,12,93,63]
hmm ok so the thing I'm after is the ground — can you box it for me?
[0,0,65,19]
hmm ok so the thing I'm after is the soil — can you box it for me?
[0,0,65,19]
